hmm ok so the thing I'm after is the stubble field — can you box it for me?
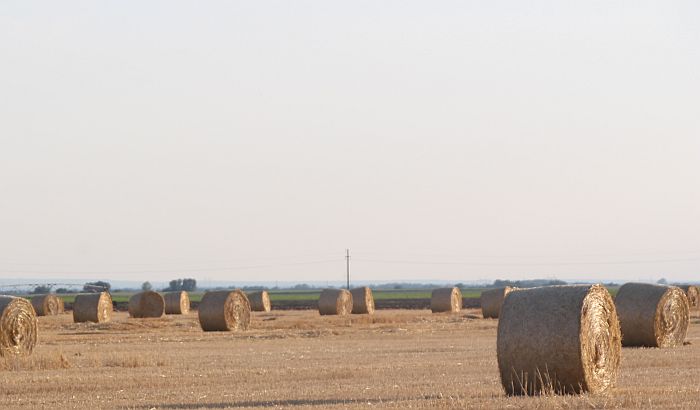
[1,309,698,409]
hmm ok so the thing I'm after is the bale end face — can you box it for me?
[497,284,621,396]
[0,296,39,357]
[198,290,251,331]
[350,287,375,314]
[318,289,353,316]
[248,291,272,312]
[431,287,462,313]
[615,282,689,348]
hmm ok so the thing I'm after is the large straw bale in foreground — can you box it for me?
[164,291,190,314]
[678,285,699,309]
[31,294,64,316]
[248,291,271,312]
[350,287,375,314]
[615,282,689,347]
[198,290,251,331]
[497,284,621,395]
[431,287,462,313]
[318,289,353,316]
[128,291,165,318]
[0,296,38,357]
[481,287,516,319]
[73,292,112,323]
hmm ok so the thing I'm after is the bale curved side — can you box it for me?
[164,291,190,314]
[73,292,112,323]
[497,284,621,395]
[248,291,272,312]
[615,282,689,347]
[431,287,462,313]
[318,289,353,316]
[0,296,38,357]
[678,285,699,309]
[350,287,375,314]
[481,287,516,319]
[128,291,165,318]
[31,294,64,316]
[198,290,251,331]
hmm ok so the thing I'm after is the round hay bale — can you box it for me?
[248,291,271,312]
[0,296,38,357]
[164,291,190,314]
[431,287,462,313]
[31,294,64,316]
[73,292,112,323]
[497,284,621,395]
[615,282,689,347]
[350,287,375,314]
[198,290,251,331]
[318,289,353,316]
[481,287,517,319]
[678,285,699,309]
[128,291,165,318]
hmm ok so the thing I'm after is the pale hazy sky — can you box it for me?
[1,1,699,284]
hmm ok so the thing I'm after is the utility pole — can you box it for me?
[345,248,350,290]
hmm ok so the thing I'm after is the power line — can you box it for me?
[353,257,700,267]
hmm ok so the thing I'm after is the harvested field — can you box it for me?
[1,309,698,408]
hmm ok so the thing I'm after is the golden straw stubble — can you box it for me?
[0,296,38,357]
[318,289,353,316]
[198,290,251,331]
[73,292,112,323]
[350,287,375,314]
[164,291,190,314]
[497,285,621,395]
[128,291,165,318]
[615,282,689,347]
[430,287,462,313]
[31,294,64,316]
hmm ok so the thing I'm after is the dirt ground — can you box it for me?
[1,309,698,409]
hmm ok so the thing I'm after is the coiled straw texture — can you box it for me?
[615,282,689,348]
[164,291,190,314]
[0,296,38,357]
[73,292,112,323]
[350,287,375,314]
[198,290,251,331]
[497,285,621,395]
[431,287,462,313]
[481,287,516,319]
[248,291,271,312]
[318,289,353,316]
[31,294,64,316]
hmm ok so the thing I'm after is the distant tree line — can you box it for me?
[491,279,567,288]
[165,278,197,292]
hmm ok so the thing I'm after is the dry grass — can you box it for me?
[0,310,697,408]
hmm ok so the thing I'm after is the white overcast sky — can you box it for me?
[1,1,699,284]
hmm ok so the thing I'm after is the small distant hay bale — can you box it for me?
[431,287,462,313]
[0,296,38,357]
[198,290,251,331]
[481,287,517,319]
[128,291,165,318]
[350,287,375,314]
[31,294,64,316]
[497,284,621,395]
[615,282,689,347]
[318,289,353,316]
[678,285,699,309]
[73,292,112,323]
[248,291,271,312]
[164,291,190,314]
